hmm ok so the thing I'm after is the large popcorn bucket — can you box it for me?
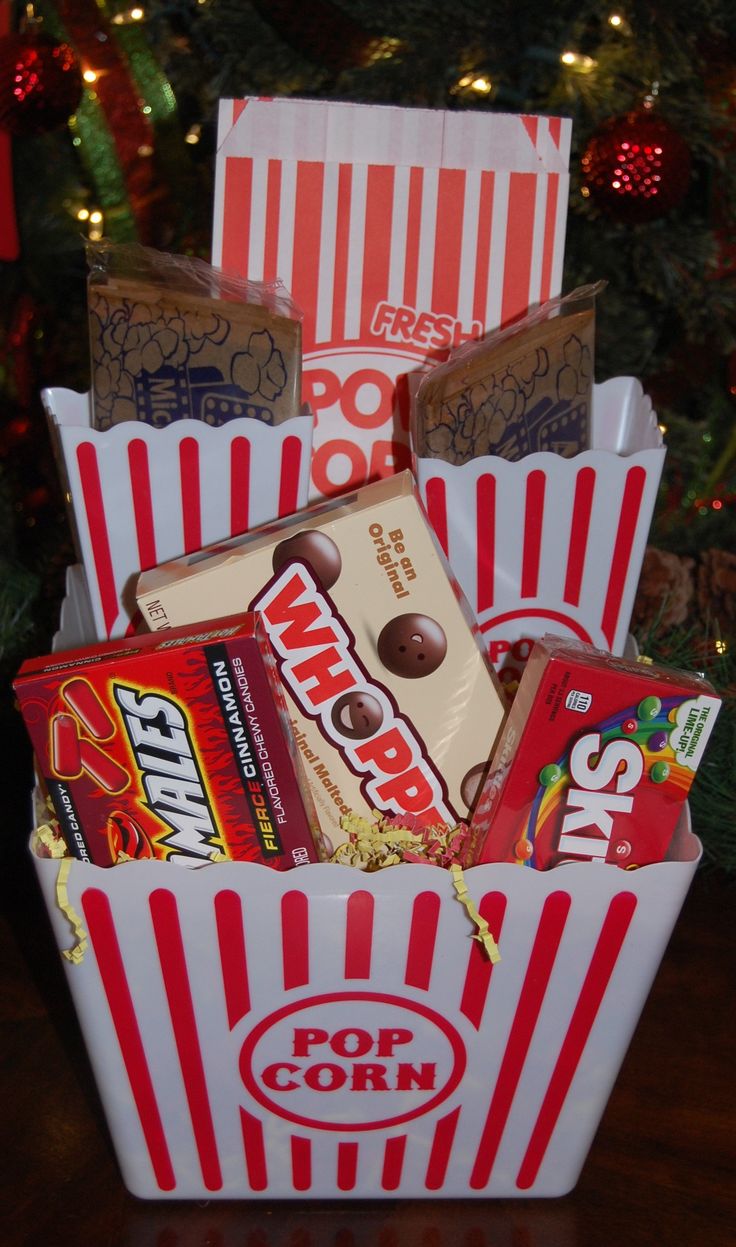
[414,377,665,679]
[32,815,699,1201]
[42,386,314,641]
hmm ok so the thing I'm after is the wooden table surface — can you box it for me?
[3,744,735,1247]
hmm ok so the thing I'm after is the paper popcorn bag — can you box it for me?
[213,98,571,497]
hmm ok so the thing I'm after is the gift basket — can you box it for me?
[15,98,720,1202]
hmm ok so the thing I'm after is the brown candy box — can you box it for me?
[87,241,302,431]
[136,471,508,849]
[412,283,604,464]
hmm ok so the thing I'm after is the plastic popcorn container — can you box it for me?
[42,386,314,641]
[413,376,665,680]
[29,568,701,1200]
[32,815,699,1201]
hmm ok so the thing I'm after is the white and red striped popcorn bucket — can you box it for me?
[32,817,699,1201]
[41,386,314,642]
[414,377,665,679]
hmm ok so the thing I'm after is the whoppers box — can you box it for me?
[135,471,508,853]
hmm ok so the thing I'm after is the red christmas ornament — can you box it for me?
[0,26,83,136]
[581,109,691,223]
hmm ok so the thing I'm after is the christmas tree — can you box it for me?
[1,0,734,869]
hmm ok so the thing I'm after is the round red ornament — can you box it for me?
[0,27,83,136]
[581,109,691,223]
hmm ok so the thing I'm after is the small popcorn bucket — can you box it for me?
[413,377,665,679]
[42,386,314,642]
[32,812,699,1201]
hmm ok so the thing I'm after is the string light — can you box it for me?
[82,69,98,84]
[76,208,90,221]
[608,12,632,34]
[453,72,494,96]
[111,6,146,22]
[185,124,201,145]
[560,50,597,73]
[88,209,104,241]
[715,638,728,655]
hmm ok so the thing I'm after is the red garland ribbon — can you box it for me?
[56,0,167,241]
[6,289,37,408]
[0,0,20,261]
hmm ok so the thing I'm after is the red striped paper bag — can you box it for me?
[212,98,571,499]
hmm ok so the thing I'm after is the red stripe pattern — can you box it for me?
[81,888,176,1191]
[76,444,119,638]
[470,891,572,1188]
[564,467,596,606]
[73,854,661,1198]
[149,889,222,1191]
[600,466,647,647]
[127,440,157,571]
[516,892,637,1189]
[404,892,441,990]
[215,889,251,1029]
[282,891,310,989]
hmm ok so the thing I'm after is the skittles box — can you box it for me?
[136,471,508,852]
[14,614,322,869]
[470,635,721,869]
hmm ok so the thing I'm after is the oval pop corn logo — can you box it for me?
[239,992,466,1132]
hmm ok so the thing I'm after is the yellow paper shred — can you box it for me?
[55,858,89,966]
[35,823,68,859]
[450,863,501,964]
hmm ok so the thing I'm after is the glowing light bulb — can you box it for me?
[76,208,90,221]
[609,13,623,26]
[560,50,597,72]
[130,6,144,18]
[471,76,492,94]
[83,69,98,83]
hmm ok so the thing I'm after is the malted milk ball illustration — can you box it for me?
[272,530,342,590]
[376,613,447,678]
[330,691,384,740]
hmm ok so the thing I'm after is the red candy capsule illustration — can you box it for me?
[61,677,115,740]
[49,713,82,778]
[79,739,129,793]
